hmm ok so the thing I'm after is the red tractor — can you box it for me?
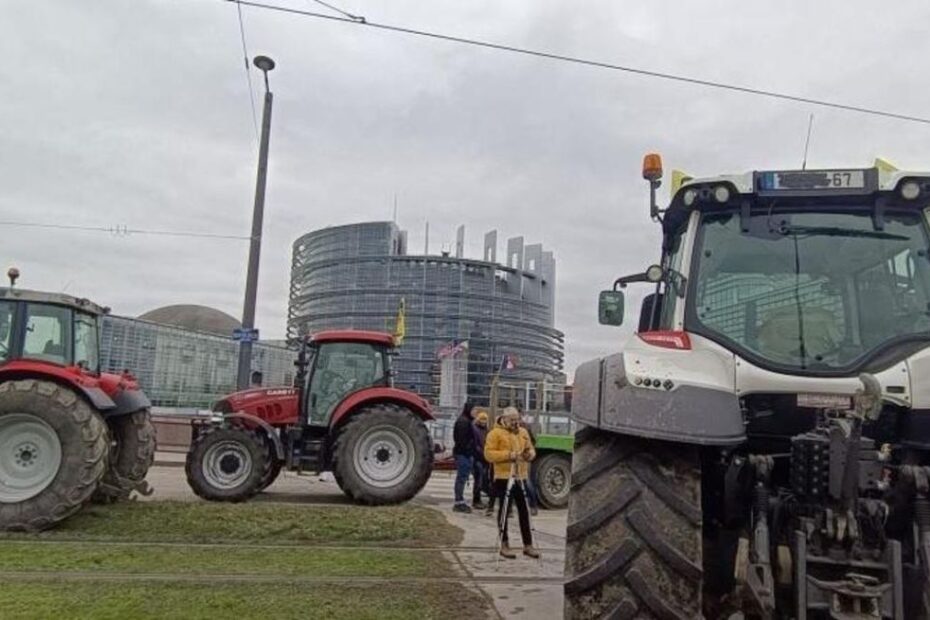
[0,272,156,531]
[185,330,434,504]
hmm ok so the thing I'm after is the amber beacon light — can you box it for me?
[642,153,663,181]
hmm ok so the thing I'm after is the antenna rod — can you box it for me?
[802,113,815,170]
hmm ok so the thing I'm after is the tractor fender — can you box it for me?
[330,387,434,430]
[106,387,152,417]
[573,353,745,446]
[96,371,150,416]
[206,412,285,460]
[0,365,116,411]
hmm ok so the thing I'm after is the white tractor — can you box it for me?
[565,156,930,619]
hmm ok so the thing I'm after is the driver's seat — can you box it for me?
[756,305,840,362]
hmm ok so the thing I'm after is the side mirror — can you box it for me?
[598,290,625,326]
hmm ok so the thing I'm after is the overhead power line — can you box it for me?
[306,0,365,22]
[0,220,252,241]
[226,0,930,126]
[235,1,261,141]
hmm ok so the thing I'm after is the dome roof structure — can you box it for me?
[138,304,240,337]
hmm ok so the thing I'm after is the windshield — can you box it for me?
[688,207,930,371]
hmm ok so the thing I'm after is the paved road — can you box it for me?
[147,455,566,619]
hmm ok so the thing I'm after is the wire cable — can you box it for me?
[225,0,930,126]
[235,1,261,141]
[0,220,253,241]
[306,0,365,22]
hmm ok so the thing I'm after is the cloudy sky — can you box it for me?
[3,0,930,377]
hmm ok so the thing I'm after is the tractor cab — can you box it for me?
[0,282,106,375]
[600,156,930,379]
[299,330,396,427]
[0,271,150,419]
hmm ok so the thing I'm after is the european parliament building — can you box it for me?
[287,222,564,408]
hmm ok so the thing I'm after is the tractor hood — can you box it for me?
[573,331,930,446]
[214,386,300,425]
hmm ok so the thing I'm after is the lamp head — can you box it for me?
[253,55,275,72]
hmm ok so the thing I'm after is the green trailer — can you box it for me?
[524,412,572,509]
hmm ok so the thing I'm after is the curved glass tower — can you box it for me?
[288,222,563,406]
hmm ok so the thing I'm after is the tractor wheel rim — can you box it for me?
[543,461,569,501]
[202,440,253,489]
[353,425,415,489]
[0,413,63,502]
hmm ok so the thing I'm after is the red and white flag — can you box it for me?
[437,339,469,359]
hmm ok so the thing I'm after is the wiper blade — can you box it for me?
[779,225,908,240]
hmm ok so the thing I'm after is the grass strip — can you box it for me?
[0,542,450,578]
[0,581,487,620]
[0,501,462,547]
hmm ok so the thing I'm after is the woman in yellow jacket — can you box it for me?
[484,407,539,559]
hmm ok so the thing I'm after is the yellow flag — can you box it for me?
[393,297,406,346]
[873,157,898,174]
[670,169,694,195]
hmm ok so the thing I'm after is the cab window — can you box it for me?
[74,312,99,371]
[23,304,72,365]
[0,301,14,362]
[657,230,687,330]
[308,342,386,425]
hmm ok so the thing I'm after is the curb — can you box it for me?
[153,460,185,468]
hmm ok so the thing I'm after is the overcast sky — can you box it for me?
[3,0,930,377]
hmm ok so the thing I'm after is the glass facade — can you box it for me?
[288,222,564,406]
[101,315,295,409]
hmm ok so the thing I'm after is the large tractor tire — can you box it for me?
[93,409,156,503]
[332,404,432,505]
[258,456,283,492]
[533,451,572,509]
[563,427,702,620]
[185,426,269,502]
[0,379,108,531]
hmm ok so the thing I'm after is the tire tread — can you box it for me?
[93,409,156,503]
[563,430,702,620]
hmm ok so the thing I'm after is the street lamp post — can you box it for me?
[237,55,275,390]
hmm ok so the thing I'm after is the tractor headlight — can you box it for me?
[645,264,664,282]
[683,188,698,207]
[713,185,731,203]
[901,181,921,200]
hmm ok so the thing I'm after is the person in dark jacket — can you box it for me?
[452,401,477,513]
[472,409,490,509]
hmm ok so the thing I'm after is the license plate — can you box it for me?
[797,393,852,409]
[760,170,865,191]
